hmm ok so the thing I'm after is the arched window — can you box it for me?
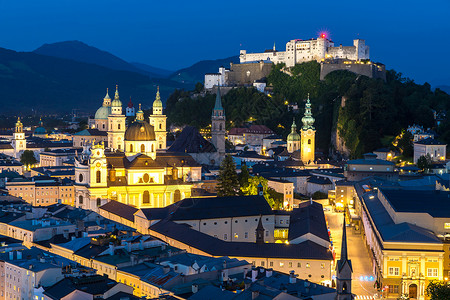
[308,139,311,145]
[174,189,181,203]
[79,174,83,183]
[141,144,145,153]
[343,282,347,292]
[96,198,101,206]
[151,144,154,152]
[219,123,222,131]
[118,144,121,150]
[159,124,162,129]
[118,124,121,130]
[103,124,105,129]
[143,191,150,204]
[96,170,101,183]
[159,144,162,149]
[79,195,83,204]
[130,144,133,152]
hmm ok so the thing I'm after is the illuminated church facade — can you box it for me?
[74,86,201,211]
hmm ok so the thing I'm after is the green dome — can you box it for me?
[287,131,300,142]
[287,119,300,141]
[124,121,155,141]
[153,86,163,108]
[95,106,111,120]
[34,127,46,135]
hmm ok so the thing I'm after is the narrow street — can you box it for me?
[322,202,380,299]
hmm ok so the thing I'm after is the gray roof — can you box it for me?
[346,158,394,166]
[150,220,333,260]
[100,200,139,222]
[288,202,330,243]
[44,275,120,299]
[380,188,450,218]
[141,195,273,221]
[414,138,446,145]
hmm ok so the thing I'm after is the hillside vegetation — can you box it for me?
[167,62,450,158]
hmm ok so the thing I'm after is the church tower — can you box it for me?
[255,216,265,244]
[336,216,354,300]
[211,86,226,155]
[12,117,26,158]
[300,94,315,164]
[149,86,167,150]
[287,118,300,153]
[107,85,126,151]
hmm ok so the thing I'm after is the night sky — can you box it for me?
[1,0,449,86]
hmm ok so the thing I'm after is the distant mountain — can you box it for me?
[130,62,173,78]
[169,55,240,85]
[33,41,168,79]
[436,85,450,95]
[0,47,188,114]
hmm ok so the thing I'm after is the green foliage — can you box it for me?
[216,155,240,197]
[312,191,328,200]
[397,131,413,158]
[426,280,450,300]
[194,82,204,93]
[417,154,432,171]
[20,150,37,168]
[240,176,283,209]
[238,164,250,188]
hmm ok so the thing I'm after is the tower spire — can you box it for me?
[339,216,349,264]
[256,216,265,244]
[213,85,224,112]
[114,85,119,100]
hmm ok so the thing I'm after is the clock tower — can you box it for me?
[300,94,315,164]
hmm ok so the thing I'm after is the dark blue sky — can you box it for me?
[1,0,449,86]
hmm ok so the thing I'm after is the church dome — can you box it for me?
[287,119,300,142]
[95,106,111,120]
[153,86,163,108]
[124,121,155,141]
[111,85,122,107]
[287,131,300,142]
[34,127,46,135]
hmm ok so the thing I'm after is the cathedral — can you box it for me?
[74,86,201,211]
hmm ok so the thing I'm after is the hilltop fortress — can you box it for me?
[240,36,370,67]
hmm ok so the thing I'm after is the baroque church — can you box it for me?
[74,86,202,211]
[286,94,316,164]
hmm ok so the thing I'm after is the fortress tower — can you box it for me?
[300,94,315,164]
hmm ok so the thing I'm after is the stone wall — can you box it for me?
[227,61,273,85]
[320,60,386,81]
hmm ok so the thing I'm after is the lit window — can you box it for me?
[427,268,438,277]
[306,263,310,268]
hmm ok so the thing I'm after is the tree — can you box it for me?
[426,280,450,300]
[241,176,283,209]
[216,155,240,197]
[194,82,204,93]
[417,154,432,172]
[238,164,250,188]
[20,150,37,170]
[397,131,413,158]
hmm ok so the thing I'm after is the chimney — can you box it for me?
[252,291,259,300]
[243,267,248,279]
[251,267,258,282]
[266,268,273,278]
[289,270,296,284]
[130,254,136,266]
[71,236,76,241]
[192,284,199,294]
[163,265,170,274]
[17,251,22,260]
[109,242,114,256]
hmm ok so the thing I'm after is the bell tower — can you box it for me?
[12,117,26,158]
[336,216,354,300]
[300,94,315,164]
[149,86,167,150]
[211,86,226,155]
[108,85,126,151]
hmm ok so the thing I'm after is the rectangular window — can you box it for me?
[388,267,399,276]
[388,285,399,294]
[244,232,248,239]
[321,263,325,269]
[445,223,450,229]
[306,263,310,268]
[261,261,265,267]
[427,268,438,277]
[297,263,301,268]
[223,234,227,240]
[269,262,273,267]
[280,262,284,267]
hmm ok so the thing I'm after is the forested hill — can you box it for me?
[167,62,450,158]
[0,47,188,114]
